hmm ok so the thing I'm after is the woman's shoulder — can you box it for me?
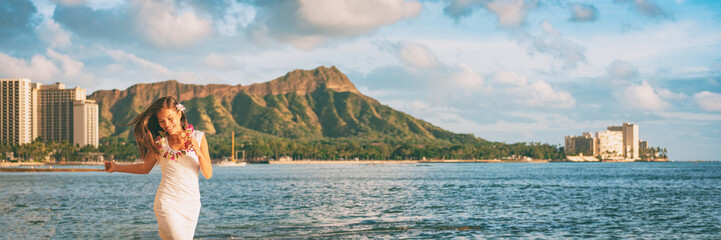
[191,129,205,139]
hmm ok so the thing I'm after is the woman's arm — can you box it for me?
[196,135,213,179]
[105,151,158,174]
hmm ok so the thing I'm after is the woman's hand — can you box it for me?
[188,137,201,154]
[104,161,117,173]
[103,153,156,175]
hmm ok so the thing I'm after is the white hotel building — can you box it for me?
[0,79,98,147]
[565,123,640,161]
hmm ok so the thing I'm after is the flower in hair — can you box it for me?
[176,103,186,112]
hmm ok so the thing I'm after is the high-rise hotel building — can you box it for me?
[35,82,88,143]
[73,100,99,147]
[565,122,640,161]
[607,123,639,160]
[595,129,624,160]
[565,132,595,156]
[1,79,35,145]
[0,79,98,147]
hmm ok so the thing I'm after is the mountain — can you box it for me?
[88,66,479,143]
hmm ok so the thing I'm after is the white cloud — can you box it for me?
[410,100,428,110]
[521,80,575,108]
[656,87,687,100]
[204,53,233,70]
[618,80,670,110]
[492,70,575,108]
[51,0,85,6]
[468,111,614,138]
[85,0,124,10]
[284,36,328,50]
[409,36,553,79]
[515,21,586,68]
[486,0,537,28]
[656,111,721,121]
[615,0,671,19]
[102,47,172,75]
[360,41,488,103]
[442,0,539,29]
[493,70,527,85]
[132,0,212,48]
[0,49,94,85]
[452,64,484,89]
[105,63,124,73]
[569,3,598,22]
[45,49,96,85]
[298,0,422,35]
[256,0,422,49]
[693,91,721,111]
[541,20,558,36]
[0,52,60,82]
[712,60,721,75]
[46,48,83,78]
[585,22,721,72]
[398,42,439,68]
[35,20,72,48]
[216,0,256,36]
[383,99,486,135]
[443,0,486,19]
[607,60,639,79]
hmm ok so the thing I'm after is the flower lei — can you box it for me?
[155,124,195,162]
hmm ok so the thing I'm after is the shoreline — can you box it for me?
[0,167,104,172]
[421,159,549,163]
[0,158,702,170]
[0,161,139,167]
[268,160,419,164]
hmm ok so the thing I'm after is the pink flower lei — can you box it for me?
[155,124,195,162]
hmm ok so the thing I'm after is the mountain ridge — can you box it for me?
[89,66,479,143]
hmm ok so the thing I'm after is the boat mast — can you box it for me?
[231,131,235,162]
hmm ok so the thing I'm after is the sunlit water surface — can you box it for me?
[2,162,720,239]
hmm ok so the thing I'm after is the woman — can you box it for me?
[105,96,213,240]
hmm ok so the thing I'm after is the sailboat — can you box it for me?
[214,131,247,167]
[215,159,247,167]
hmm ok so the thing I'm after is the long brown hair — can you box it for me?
[129,96,188,158]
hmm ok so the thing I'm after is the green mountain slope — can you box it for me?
[89,66,481,143]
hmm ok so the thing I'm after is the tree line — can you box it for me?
[639,147,669,160]
[208,137,565,162]
[2,137,565,162]
[1,139,104,162]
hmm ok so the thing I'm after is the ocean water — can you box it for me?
[1,162,720,239]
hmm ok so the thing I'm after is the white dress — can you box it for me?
[154,130,204,240]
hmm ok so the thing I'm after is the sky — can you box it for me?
[1,0,720,161]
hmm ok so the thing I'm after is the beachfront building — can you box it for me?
[565,122,641,161]
[607,123,639,160]
[35,82,86,144]
[639,140,648,152]
[73,100,99,147]
[565,132,596,156]
[0,79,35,145]
[595,130,624,160]
[0,80,98,147]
